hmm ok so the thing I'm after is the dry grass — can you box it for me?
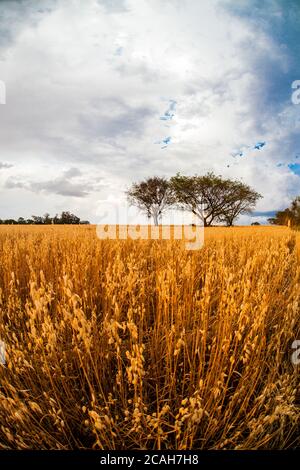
[0,225,299,449]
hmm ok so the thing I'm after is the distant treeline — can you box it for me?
[268,197,300,227]
[0,211,90,225]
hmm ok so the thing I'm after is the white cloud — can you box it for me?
[0,0,298,222]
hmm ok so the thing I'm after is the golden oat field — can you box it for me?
[0,225,299,450]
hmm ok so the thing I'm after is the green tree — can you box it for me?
[42,213,52,224]
[170,172,261,226]
[60,211,80,224]
[31,215,44,224]
[269,197,300,226]
[219,181,262,226]
[126,176,175,225]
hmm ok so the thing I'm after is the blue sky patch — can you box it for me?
[288,163,300,176]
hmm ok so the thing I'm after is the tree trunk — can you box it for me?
[153,213,159,226]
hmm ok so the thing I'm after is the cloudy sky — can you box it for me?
[0,0,299,224]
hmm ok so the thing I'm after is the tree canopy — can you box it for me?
[170,172,261,226]
[126,176,175,225]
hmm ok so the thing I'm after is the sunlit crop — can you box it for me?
[0,225,299,449]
